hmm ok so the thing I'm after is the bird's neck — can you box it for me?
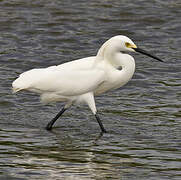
[94,52,135,95]
[96,49,135,72]
[115,53,135,70]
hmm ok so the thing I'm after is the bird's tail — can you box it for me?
[12,78,26,93]
[12,86,22,93]
[12,68,45,94]
[12,71,32,93]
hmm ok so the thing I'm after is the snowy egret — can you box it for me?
[12,35,163,133]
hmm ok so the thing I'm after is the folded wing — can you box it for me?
[12,68,105,96]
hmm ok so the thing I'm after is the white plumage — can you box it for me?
[12,35,163,132]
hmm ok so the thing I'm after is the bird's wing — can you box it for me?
[13,68,105,96]
[58,56,96,70]
[47,56,95,71]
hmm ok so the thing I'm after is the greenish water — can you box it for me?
[0,0,181,179]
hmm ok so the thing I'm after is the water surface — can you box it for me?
[0,0,181,179]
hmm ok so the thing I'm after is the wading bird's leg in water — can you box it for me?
[84,93,107,133]
[95,114,107,133]
[46,102,72,131]
[46,107,67,130]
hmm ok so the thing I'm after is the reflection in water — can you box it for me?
[0,0,181,179]
[0,127,135,179]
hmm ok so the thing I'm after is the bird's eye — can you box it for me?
[125,42,131,48]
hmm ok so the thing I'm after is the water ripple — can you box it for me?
[0,0,181,179]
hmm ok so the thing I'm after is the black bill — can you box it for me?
[133,47,164,62]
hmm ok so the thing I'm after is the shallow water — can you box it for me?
[0,0,181,179]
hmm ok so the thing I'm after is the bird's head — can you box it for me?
[100,35,163,62]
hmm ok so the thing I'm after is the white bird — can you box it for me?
[12,35,163,133]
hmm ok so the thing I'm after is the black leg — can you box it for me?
[46,107,67,131]
[95,114,107,133]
